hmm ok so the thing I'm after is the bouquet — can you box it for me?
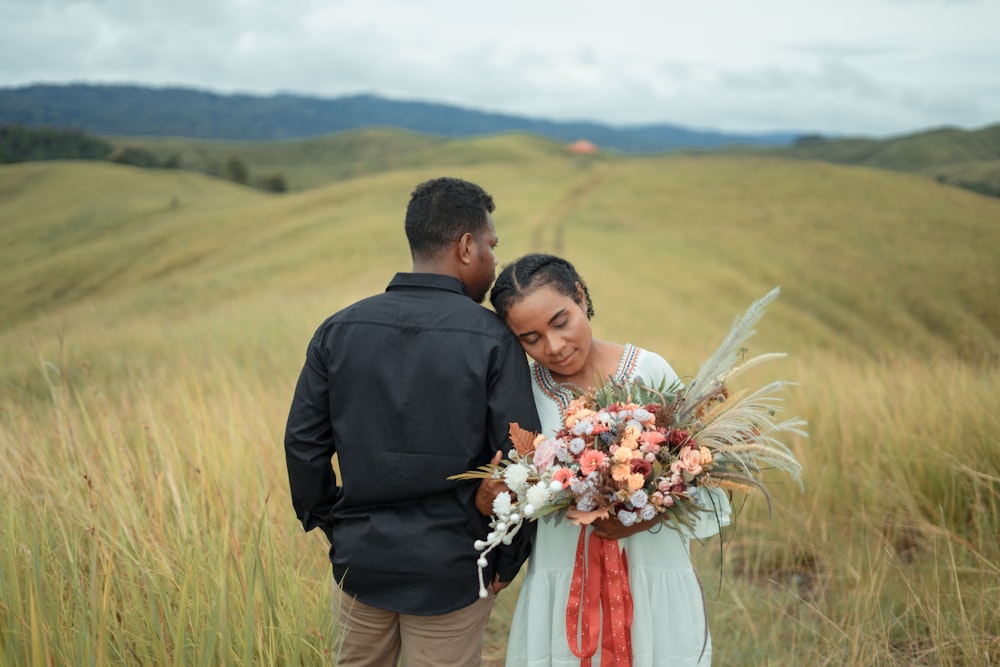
[451,287,806,598]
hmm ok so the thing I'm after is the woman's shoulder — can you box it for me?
[629,345,680,386]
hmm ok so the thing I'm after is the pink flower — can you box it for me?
[679,446,703,477]
[533,437,561,472]
[639,430,666,446]
[552,467,575,489]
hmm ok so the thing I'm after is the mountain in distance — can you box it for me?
[3,82,997,198]
[0,83,797,152]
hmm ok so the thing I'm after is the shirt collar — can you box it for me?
[386,272,468,297]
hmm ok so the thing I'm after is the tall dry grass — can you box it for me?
[2,154,998,665]
[2,303,997,665]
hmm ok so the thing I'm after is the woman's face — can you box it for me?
[504,283,592,378]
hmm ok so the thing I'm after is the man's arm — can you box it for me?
[284,331,341,533]
[485,334,543,584]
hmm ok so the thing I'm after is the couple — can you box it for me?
[284,177,729,667]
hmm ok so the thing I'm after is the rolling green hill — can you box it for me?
[105,122,1000,201]
[765,123,1000,197]
[104,129,586,191]
[2,142,998,374]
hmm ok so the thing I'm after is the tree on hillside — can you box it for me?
[255,172,288,193]
[110,146,160,168]
[224,156,249,185]
[0,124,113,162]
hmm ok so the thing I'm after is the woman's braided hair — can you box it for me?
[490,253,595,322]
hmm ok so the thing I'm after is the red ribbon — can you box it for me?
[566,526,634,667]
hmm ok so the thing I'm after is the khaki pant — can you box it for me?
[331,581,495,667]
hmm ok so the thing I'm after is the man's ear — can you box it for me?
[456,232,475,266]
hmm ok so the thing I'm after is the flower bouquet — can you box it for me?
[451,287,806,598]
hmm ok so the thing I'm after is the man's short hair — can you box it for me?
[405,177,495,259]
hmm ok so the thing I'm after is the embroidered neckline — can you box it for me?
[533,343,640,414]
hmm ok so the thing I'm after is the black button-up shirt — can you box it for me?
[284,273,541,615]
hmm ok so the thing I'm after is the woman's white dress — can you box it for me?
[505,344,731,667]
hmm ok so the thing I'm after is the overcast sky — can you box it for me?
[2,0,997,137]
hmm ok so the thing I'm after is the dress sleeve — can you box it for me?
[687,486,732,540]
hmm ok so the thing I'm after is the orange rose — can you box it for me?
[619,424,640,450]
[612,463,632,481]
[613,445,635,463]
[627,472,645,491]
[699,446,713,466]
[579,449,606,475]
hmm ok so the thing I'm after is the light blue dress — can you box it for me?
[506,345,731,667]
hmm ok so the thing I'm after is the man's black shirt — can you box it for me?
[284,273,541,615]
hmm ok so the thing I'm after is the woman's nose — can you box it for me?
[543,333,564,356]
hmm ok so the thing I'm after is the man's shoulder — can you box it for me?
[439,300,514,339]
[316,292,512,337]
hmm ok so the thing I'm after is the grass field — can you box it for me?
[2,138,999,665]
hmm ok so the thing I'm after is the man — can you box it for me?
[284,176,541,667]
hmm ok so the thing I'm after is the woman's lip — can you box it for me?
[553,351,574,366]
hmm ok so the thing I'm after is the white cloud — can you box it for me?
[1,0,998,135]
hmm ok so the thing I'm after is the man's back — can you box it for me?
[285,272,540,615]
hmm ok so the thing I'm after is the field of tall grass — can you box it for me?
[2,146,999,665]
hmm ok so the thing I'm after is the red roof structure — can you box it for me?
[567,139,598,154]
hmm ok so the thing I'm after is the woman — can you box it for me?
[489,253,731,667]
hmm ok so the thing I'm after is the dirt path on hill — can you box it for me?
[528,162,613,254]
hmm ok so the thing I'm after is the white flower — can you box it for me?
[569,437,586,455]
[629,490,648,508]
[492,491,512,516]
[503,463,530,492]
[618,510,638,526]
[639,504,657,521]
[525,482,551,509]
[632,408,652,422]
[626,418,644,432]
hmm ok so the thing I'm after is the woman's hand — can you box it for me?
[590,515,660,540]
